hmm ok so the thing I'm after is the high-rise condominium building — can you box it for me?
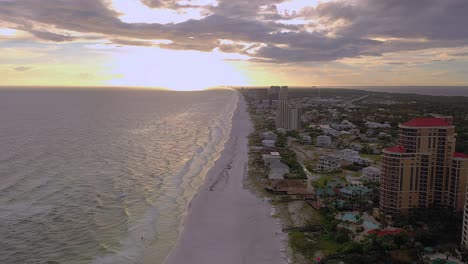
[380,117,468,217]
[268,86,281,99]
[247,88,268,101]
[279,86,288,101]
[462,184,468,249]
[275,86,302,131]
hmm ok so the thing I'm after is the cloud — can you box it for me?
[29,30,75,42]
[312,0,468,41]
[139,0,205,9]
[110,38,157,47]
[14,66,33,71]
[0,0,467,64]
[452,52,468,57]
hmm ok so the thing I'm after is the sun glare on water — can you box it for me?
[106,46,249,91]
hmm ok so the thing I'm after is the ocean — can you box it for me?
[0,88,238,264]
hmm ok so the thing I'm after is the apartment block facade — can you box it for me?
[275,86,302,131]
[380,117,468,217]
[462,182,468,248]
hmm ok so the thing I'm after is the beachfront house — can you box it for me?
[260,131,277,141]
[267,159,290,186]
[262,140,276,150]
[262,152,281,166]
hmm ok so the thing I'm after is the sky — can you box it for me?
[1,0,468,90]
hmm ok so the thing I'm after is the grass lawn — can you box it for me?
[362,154,382,163]
[314,171,345,188]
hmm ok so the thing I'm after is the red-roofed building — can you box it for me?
[454,152,468,159]
[380,115,468,219]
[367,228,405,237]
[383,145,406,153]
[401,118,452,128]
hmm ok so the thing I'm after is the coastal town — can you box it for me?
[242,86,468,264]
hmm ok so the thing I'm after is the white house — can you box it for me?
[378,132,391,138]
[316,135,332,147]
[365,121,391,129]
[331,120,356,130]
[262,140,276,150]
[362,167,381,183]
[261,131,277,141]
[317,155,341,172]
[339,149,360,162]
[262,152,281,166]
[339,149,369,164]
[277,128,287,135]
[322,127,341,137]
[301,134,312,144]
[341,120,356,129]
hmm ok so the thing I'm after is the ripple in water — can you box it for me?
[0,89,238,264]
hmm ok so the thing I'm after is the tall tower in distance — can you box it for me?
[275,86,301,131]
[268,86,281,100]
[276,86,289,130]
[279,86,288,101]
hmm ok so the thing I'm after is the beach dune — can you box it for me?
[165,94,286,264]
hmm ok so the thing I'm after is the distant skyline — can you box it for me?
[1,0,468,90]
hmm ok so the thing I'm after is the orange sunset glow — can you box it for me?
[1,0,468,90]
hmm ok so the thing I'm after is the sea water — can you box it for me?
[0,88,238,264]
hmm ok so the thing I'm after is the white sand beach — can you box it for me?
[165,94,286,264]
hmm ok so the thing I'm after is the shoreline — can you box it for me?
[164,93,286,264]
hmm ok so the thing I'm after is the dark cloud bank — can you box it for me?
[1,0,467,63]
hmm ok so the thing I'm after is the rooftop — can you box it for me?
[453,152,468,159]
[401,118,451,127]
[384,145,406,153]
[367,228,404,236]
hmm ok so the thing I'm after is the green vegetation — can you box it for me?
[313,171,344,188]
[289,232,341,260]
[305,208,326,226]
[360,144,374,154]
[280,149,307,179]
[275,133,287,148]
[362,154,382,163]
[342,162,367,171]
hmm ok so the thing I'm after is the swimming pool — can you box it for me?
[342,212,359,222]
[363,221,379,230]
[340,212,380,230]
